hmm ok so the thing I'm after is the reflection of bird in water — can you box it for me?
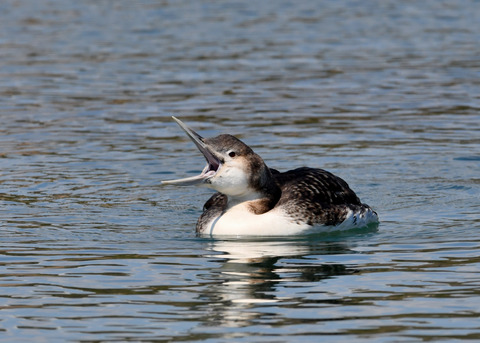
[163,117,378,236]
[197,239,358,327]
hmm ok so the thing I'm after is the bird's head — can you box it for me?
[162,117,271,200]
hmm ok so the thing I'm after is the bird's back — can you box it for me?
[273,167,373,226]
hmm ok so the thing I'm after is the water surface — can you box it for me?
[1,1,479,342]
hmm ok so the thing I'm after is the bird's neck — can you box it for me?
[226,165,281,215]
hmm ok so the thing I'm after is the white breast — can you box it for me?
[200,203,378,237]
[202,203,309,236]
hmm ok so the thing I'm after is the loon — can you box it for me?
[162,117,378,236]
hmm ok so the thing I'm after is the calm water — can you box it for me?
[1,0,480,342]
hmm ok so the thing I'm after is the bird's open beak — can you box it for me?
[161,116,221,186]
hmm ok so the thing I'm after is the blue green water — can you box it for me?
[1,1,479,342]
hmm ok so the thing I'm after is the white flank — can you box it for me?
[200,203,378,237]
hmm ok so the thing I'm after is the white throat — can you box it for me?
[226,190,264,208]
[207,162,254,200]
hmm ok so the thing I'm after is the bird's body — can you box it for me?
[196,167,377,235]
[162,117,378,236]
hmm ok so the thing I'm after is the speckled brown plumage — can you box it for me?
[273,167,369,226]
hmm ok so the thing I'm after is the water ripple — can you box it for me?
[1,0,480,341]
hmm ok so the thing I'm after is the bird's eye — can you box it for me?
[228,151,236,158]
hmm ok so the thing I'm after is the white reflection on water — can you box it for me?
[201,238,359,327]
[207,239,312,263]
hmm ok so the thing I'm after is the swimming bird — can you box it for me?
[162,117,378,236]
